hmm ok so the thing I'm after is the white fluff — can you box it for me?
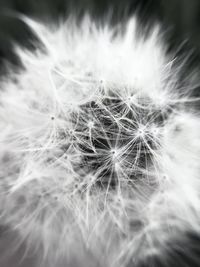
[0,14,200,267]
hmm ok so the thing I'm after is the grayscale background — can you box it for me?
[0,1,200,266]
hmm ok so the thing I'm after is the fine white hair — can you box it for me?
[0,13,200,267]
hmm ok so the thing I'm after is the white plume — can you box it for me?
[0,14,200,267]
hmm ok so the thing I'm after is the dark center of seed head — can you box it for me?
[69,93,169,189]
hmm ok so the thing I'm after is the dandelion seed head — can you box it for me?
[0,13,200,267]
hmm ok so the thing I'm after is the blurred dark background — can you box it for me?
[0,0,200,63]
[0,1,200,267]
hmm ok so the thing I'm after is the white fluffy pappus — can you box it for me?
[0,14,200,267]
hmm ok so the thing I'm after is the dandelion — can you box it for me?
[0,13,200,267]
